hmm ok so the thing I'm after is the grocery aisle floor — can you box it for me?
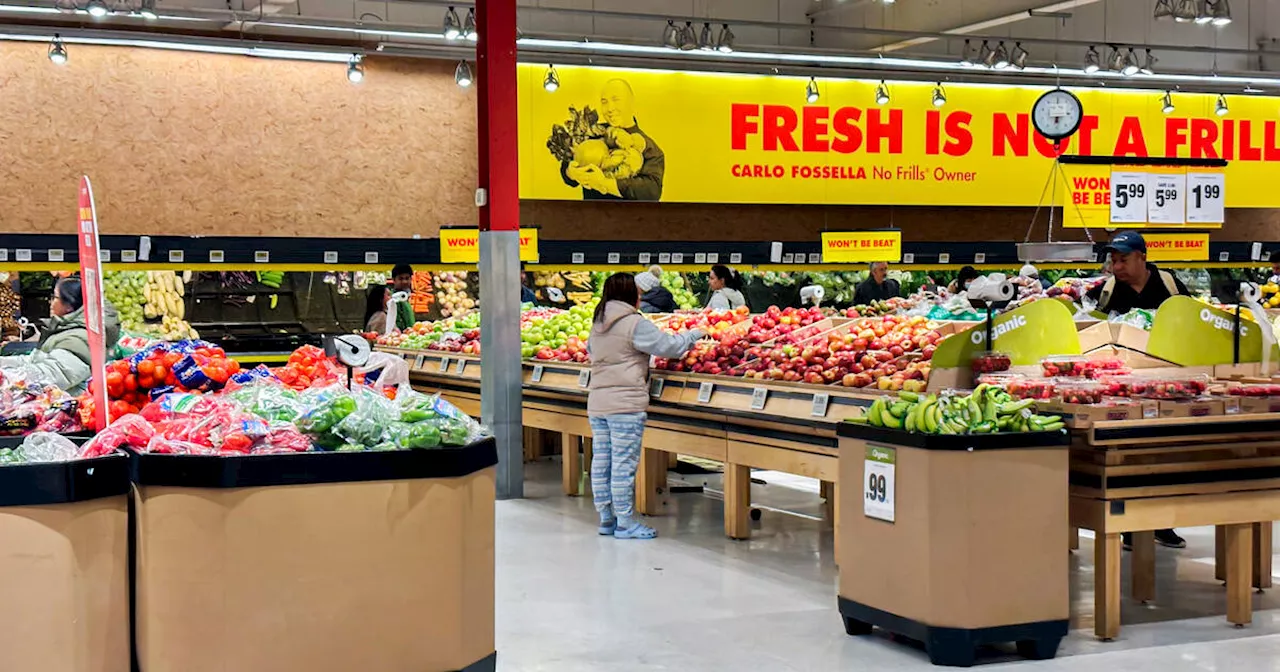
[495,460,1280,671]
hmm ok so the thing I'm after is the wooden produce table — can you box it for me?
[1069,413,1280,641]
[132,440,499,672]
[386,347,874,541]
[836,423,1071,667]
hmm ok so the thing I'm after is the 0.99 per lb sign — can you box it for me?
[863,444,896,523]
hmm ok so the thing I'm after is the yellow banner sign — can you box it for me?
[519,64,1276,210]
[439,228,540,263]
[1143,233,1210,262]
[821,231,902,263]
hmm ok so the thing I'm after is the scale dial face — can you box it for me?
[1031,89,1083,141]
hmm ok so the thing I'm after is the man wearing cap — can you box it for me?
[1087,230,1190,316]
[1087,230,1191,551]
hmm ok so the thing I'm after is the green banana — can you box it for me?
[899,390,920,403]
[889,401,912,418]
[866,399,886,427]
[881,404,904,429]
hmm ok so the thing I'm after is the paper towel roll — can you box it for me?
[968,277,1015,303]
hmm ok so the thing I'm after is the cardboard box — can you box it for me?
[134,451,496,672]
[1034,399,1159,428]
[1233,396,1280,415]
[1158,398,1226,418]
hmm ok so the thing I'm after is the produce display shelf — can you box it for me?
[837,422,1068,450]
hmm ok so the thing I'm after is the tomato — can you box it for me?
[138,375,154,389]
[227,360,241,374]
[137,360,155,376]
[124,374,138,392]
[165,373,177,387]
[154,365,167,381]
[106,371,124,388]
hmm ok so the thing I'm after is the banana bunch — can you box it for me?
[566,291,595,305]
[854,385,1065,434]
[533,272,566,289]
[561,271,592,286]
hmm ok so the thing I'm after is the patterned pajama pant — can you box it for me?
[588,412,647,523]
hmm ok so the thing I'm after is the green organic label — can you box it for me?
[865,444,896,465]
[1146,296,1280,365]
[932,299,1081,368]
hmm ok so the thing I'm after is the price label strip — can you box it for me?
[863,444,896,523]
[810,393,830,418]
[697,381,714,403]
[454,359,466,375]
[438,357,451,373]
[531,364,545,383]
[414,354,425,370]
[649,377,665,399]
[750,387,768,410]
[577,369,591,388]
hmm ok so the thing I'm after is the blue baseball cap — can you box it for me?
[1103,230,1146,255]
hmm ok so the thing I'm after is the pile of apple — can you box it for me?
[661,306,751,338]
[523,302,595,362]
[744,306,827,344]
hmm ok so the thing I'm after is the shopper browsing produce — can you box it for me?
[587,273,704,540]
[364,285,391,334]
[635,265,676,313]
[855,262,901,305]
[391,264,416,330]
[0,277,119,395]
[946,265,980,294]
[706,264,747,311]
[1020,264,1051,290]
[1087,231,1190,315]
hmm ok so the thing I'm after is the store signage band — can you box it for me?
[1143,233,1210,262]
[519,64,1280,210]
[821,231,903,263]
[439,228,540,263]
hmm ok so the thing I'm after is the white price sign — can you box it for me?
[750,387,768,410]
[454,359,466,375]
[648,377,664,398]
[531,364,544,383]
[697,381,714,403]
[577,369,591,388]
[810,393,830,418]
[1186,172,1225,223]
[413,354,425,369]
[1110,171,1148,223]
[438,357,451,373]
[863,444,896,523]
[1146,173,1185,224]
[638,253,651,265]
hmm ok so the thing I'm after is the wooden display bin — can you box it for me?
[0,451,131,672]
[836,423,1070,667]
[131,440,499,672]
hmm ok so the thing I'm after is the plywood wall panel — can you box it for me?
[0,43,476,238]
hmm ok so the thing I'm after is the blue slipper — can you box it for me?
[598,519,617,535]
[614,522,658,540]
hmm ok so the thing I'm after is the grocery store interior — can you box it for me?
[6,0,1280,670]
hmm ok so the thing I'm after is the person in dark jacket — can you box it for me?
[391,263,416,330]
[561,79,664,201]
[853,262,900,305]
[635,265,675,313]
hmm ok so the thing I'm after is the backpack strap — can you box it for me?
[1098,276,1116,312]
[1158,270,1179,296]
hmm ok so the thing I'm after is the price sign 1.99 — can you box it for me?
[1147,173,1185,224]
[1110,171,1148,223]
[1186,172,1225,224]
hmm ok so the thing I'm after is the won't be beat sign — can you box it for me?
[518,64,1280,210]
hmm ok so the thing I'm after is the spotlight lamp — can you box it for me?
[1215,94,1229,116]
[959,39,975,67]
[455,59,473,88]
[805,77,819,104]
[715,24,735,53]
[138,0,156,19]
[875,80,891,106]
[1141,49,1157,76]
[1121,47,1141,76]
[86,0,108,17]
[48,34,67,64]
[1083,45,1101,73]
[980,40,996,68]
[698,22,714,50]
[543,64,559,92]
[678,21,697,50]
[462,7,477,41]
[662,20,680,49]
[346,54,364,83]
[1173,0,1198,22]
[442,6,461,40]
[1210,0,1232,25]
[1161,91,1175,114]
[993,41,1010,69]
[931,83,947,107]
[1153,0,1174,19]
[1011,41,1028,69]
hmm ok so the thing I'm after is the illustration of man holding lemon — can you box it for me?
[558,79,665,201]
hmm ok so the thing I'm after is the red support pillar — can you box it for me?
[476,0,519,233]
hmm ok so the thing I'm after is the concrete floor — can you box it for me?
[495,460,1280,671]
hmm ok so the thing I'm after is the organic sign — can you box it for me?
[932,299,1081,369]
[1146,296,1280,365]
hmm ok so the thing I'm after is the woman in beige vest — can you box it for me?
[588,273,704,539]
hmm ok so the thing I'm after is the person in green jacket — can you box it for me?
[391,264,416,330]
[0,277,120,394]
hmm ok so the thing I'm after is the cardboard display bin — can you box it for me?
[836,424,1070,667]
[0,450,132,672]
[131,440,499,672]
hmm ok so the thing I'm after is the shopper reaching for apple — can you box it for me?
[587,273,703,540]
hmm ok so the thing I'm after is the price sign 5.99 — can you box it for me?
[1186,172,1226,224]
[1146,173,1185,224]
[1110,172,1148,223]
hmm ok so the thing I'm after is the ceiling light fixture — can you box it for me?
[47,33,66,64]
[1107,45,1125,72]
[442,6,461,40]
[1161,91,1175,114]
[346,54,363,82]
[1173,0,1198,21]
[85,0,107,17]
[661,20,679,49]
[1083,45,1101,73]
[959,39,975,67]
[1140,49,1157,75]
[875,80,890,105]
[1122,47,1141,76]
[1011,41,1028,69]
[979,40,995,68]
[1215,93,1229,116]
[1154,0,1174,19]
[455,59,472,88]
[138,0,156,20]
[715,24,734,53]
[932,82,946,107]
[678,21,697,51]
[1194,0,1213,24]
[1210,0,1232,25]
[805,76,819,103]
[993,41,1010,69]
[462,7,477,41]
[543,64,559,92]
[697,22,714,50]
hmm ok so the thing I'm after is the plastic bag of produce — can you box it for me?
[79,414,156,458]
[294,385,357,435]
[19,431,80,462]
[334,387,399,448]
[357,351,409,391]
[395,387,487,446]
[227,380,302,424]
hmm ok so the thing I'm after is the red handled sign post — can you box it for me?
[77,176,108,430]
